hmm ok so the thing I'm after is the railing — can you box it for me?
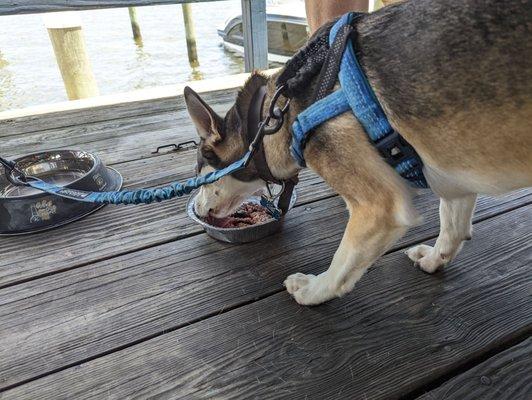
[0,0,268,101]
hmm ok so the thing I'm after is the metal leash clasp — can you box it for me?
[263,84,291,135]
[260,181,284,220]
[243,85,291,169]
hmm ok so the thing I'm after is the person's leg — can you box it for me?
[305,0,369,33]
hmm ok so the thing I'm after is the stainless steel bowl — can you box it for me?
[0,150,122,235]
[187,189,297,243]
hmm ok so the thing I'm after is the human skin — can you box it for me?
[304,0,370,33]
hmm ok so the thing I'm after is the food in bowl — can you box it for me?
[203,202,273,228]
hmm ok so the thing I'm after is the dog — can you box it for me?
[184,0,532,305]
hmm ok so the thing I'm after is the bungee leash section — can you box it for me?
[0,85,291,206]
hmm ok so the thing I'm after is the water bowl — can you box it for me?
[0,150,122,235]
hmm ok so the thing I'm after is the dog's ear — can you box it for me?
[184,86,223,141]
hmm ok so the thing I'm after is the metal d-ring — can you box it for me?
[263,85,291,136]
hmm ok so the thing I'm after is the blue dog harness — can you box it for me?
[290,13,428,188]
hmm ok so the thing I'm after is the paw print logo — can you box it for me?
[30,200,57,223]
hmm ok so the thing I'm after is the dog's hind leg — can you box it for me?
[284,199,409,305]
[406,194,477,274]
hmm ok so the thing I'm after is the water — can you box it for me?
[0,1,274,111]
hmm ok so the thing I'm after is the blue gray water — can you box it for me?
[0,1,265,111]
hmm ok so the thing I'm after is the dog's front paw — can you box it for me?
[284,273,333,306]
[405,244,446,274]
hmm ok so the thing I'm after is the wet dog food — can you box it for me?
[204,202,273,228]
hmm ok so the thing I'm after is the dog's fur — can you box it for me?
[184,0,532,305]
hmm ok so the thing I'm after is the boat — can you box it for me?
[217,0,308,63]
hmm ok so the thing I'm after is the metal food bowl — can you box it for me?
[0,150,122,235]
[187,188,297,243]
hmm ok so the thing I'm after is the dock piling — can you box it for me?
[44,12,99,100]
[128,7,143,44]
[181,3,199,68]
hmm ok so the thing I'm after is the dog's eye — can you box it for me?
[203,150,218,163]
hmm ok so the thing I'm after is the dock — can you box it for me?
[0,72,531,399]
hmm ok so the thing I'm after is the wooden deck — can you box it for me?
[0,80,530,399]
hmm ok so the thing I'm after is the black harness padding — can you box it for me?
[276,21,334,98]
[276,14,367,101]
[311,24,352,101]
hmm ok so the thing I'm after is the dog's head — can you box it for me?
[184,73,268,218]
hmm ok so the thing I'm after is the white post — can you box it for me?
[44,12,99,100]
[241,0,268,71]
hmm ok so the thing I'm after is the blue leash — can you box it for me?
[22,152,251,205]
[0,85,292,207]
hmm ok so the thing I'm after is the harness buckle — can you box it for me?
[374,130,419,168]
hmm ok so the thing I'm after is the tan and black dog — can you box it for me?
[184,0,532,305]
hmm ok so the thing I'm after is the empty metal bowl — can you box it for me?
[187,189,297,243]
[0,150,122,235]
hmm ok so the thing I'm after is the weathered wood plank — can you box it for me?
[0,70,280,137]
[0,0,226,16]
[1,195,347,389]
[0,151,334,287]
[1,110,195,165]
[1,206,529,398]
[0,93,238,168]
[417,338,531,400]
[1,81,249,165]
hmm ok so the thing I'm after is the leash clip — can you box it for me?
[260,182,284,220]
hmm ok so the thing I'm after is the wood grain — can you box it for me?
[417,338,532,400]
[0,85,238,137]
[1,206,529,398]
[1,100,235,165]
[0,0,226,16]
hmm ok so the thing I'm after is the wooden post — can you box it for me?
[128,7,143,44]
[181,3,199,68]
[44,12,99,100]
[241,0,268,71]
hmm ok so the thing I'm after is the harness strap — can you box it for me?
[312,18,358,102]
[290,13,428,188]
[291,89,351,165]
